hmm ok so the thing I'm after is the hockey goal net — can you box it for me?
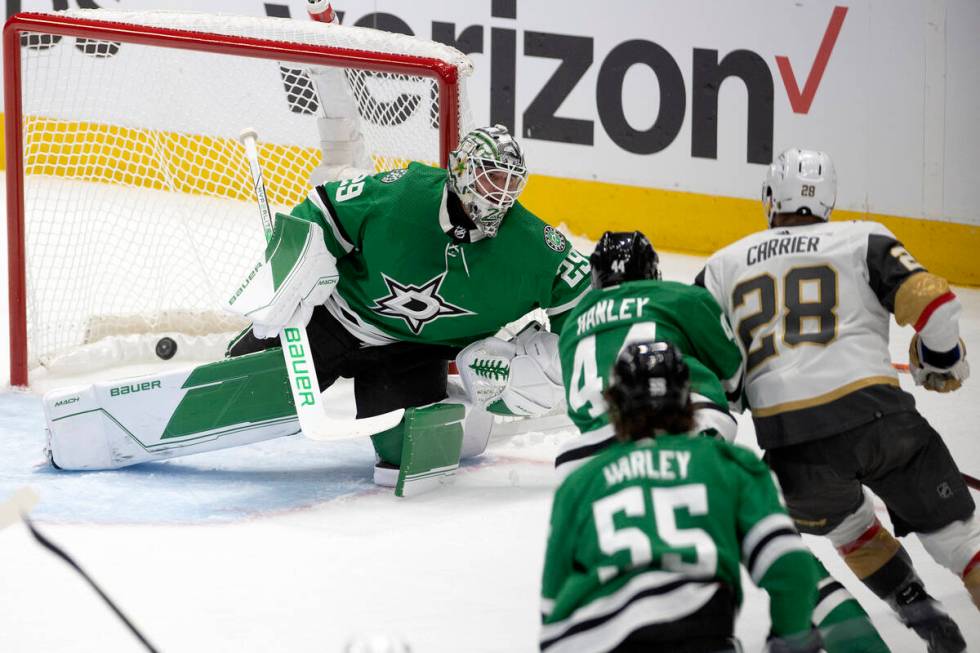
[5,9,474,386]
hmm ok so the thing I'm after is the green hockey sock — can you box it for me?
[370,421,406,466]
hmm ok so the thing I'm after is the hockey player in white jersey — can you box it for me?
[697,148,977,653]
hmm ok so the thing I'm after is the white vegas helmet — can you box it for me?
[448,124,528,238]
[762,148,837,227]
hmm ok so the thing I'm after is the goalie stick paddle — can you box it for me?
[237,129,403,440]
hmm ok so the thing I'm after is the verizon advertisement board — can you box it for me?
[5,1,979,231]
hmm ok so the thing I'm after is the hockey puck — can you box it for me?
[155,337,177,360]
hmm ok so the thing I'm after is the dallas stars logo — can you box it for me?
[372,273,473,335]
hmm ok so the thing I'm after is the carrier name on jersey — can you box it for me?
[747,234,820,266]
[575,296,650,336]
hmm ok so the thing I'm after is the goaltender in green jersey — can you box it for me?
[43,125,588,491]
[541,340,822,652]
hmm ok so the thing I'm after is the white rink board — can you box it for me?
[10,0,980,227]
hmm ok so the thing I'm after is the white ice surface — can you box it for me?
[1,210,978,651]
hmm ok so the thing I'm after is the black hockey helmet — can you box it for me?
[589,231,661,289]
[606,341,690,418]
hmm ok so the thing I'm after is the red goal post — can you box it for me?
[4,10,473,386]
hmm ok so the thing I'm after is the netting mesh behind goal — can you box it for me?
[13,10,474,377]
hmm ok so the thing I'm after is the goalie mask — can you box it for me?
[590,230,661,289]
[448,124,528,238]
[762,148,837,227]
[606,341,690,419]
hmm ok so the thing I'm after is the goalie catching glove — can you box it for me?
[456,321,564,417]
[909,334,969,393]
[226,214,339,339]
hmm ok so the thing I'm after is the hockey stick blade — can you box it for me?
[490,411,573,440]
[302,408,405,440]
[0,486,39,531]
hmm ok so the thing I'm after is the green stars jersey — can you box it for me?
[289,162,590,347]
[540,435,818,652]
[556,280,744,476]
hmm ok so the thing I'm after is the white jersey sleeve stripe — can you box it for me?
[540,597,555,619]
[742,513,796,559]
[540,570,719,652]
[812,585,852,625]
[546,284,591,316]
[309,186,355,254]
[748,536,809,585]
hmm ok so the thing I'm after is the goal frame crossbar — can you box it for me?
[3,11,462,386]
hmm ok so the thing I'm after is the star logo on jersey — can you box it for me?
[372,273,473,335]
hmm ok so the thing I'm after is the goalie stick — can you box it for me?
[238,129,403,440]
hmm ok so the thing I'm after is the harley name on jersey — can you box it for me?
[601,447,692,486]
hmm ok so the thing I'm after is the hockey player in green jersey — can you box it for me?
[556,230,743,479]
[540,340,822,652]
[43,125,588,489]
[556,233,890,652]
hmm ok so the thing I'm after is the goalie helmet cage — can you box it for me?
[4,10,475,386]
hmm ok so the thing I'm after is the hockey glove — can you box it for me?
[909,334,969,393]
[456,321,564,417]
[226,215,338,339]
[765,629,823,653]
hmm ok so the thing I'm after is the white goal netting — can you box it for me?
[12,10,474,380]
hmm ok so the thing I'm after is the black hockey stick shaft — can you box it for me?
[23,516,158,653]
[963,473,980,493]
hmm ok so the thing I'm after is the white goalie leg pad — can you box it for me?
[447,376,494,459]
[43,364,299,470]
[825,490,878,548]
[917,513,980,578]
